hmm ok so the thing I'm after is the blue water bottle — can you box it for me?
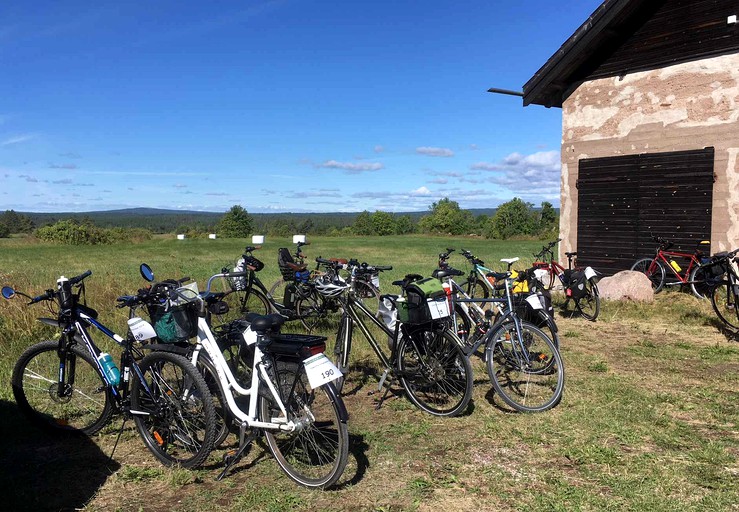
[97,352,120,386]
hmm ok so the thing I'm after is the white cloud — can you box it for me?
[416,146,454,158]
[411,186,431,196]
[2,134,35,147]
[470,150,560,198]
[317,160,384,173]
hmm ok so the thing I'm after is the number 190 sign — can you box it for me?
[303,353,342,389]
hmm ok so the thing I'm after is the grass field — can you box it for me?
[0,236,738,511]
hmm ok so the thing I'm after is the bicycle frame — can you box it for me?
[649,250,701,284]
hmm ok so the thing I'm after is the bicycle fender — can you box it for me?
[37,317,61,328]
[322,381,349,423]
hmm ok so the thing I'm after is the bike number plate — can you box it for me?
[303,353,342,389]
[242,328,257,346]
[525,294,544,310]
[128,317,157,341]
[584,266,597,280]
[371,275,380,288]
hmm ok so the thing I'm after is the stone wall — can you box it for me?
[560,52,739,258]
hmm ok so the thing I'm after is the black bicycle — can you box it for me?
[703,248,739,330]
[322,261,473,417]
[2,271,217,468]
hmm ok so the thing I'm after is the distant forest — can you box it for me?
[21,207,501,234]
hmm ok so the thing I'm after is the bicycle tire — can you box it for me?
[259,362,349,489]
[353,280,380,316]
[11,340,113,435]
[131,351,217,468]
[574,278,600,321]
[710,280,739,330]
[688,264,713,300]
[485,321,564,413]
[295,289,340,332]
[195,354,232,447]
[397,326,473,417]
[631,258,666,293]
[220,287,272,323]
[466,278,489,301]
[331,316,351,393]
[268,278,286,298]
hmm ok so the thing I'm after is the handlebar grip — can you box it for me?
[29,291,53,304]
[374,265,393,271]
[69,270,92,285]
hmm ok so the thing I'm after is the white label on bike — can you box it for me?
[534,268,549,283]
[584,266,597,280]
[371,275,380,288]
[427,298,451,319]
[303,353,342,389]
[128,317,157,341]
[525,294,544,310]
[243,328,258,346]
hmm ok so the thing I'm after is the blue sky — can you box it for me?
[0,0,601,213]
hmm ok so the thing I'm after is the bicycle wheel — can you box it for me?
[131,351,217,468]
[631,258,665,292]
[11,340,113,434]
[397,326,473,417]
[295,290,340,332]
[260,361,349,489]
[268,278,286,297]
[485,321,564,413]
[466,278,489,300]
[195,355,231,447]
[353,280,380,316]
[220,287,272,324]
[689,264,713,300]
[574,278,600,321]
[710,280,739,330]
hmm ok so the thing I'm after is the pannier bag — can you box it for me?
[565,270,588,300]
[514,289,553,329]
[397,277,450,325]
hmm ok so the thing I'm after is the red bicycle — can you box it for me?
[532,239,600,321]
[630,235,711,299]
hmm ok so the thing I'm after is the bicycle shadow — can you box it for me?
[707,319,739,341]
[0,399,119,512]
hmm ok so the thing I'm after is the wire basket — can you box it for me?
[147,300,199,343]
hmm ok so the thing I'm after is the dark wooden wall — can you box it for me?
[591,0,739,80]
[576,148,714,275]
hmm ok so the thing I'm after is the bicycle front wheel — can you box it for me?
[631,258,665,292]
[260,362,349,489]
[485,321,564,413]
[689,264,713,300]
[131,351,217,468]
[12,340,113,434]
[295,290,340,332]
[397,326,473,417]
[710,281,739,330]
[220,287,272,324]
[574,278,600,321]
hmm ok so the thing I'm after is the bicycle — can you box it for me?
[532,239,600,321]
[630,235,712,299]
[137,264,349,488]
[222,244,340,332]
[438,248,560,350]
[2,271,217,468]
[323,262,473,417]
[702,248,739,330]
[431,262,565,413]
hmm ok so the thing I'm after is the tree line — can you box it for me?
[1,199,557,244]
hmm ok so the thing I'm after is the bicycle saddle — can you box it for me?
[565,251,578,257]
[500,257,519,265]
[245,313,286,333]
[432,268,464,279]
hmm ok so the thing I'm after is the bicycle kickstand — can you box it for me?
[372,369,394,410]
[217,424,259,481]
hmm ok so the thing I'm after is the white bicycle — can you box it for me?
[128,264,349,489]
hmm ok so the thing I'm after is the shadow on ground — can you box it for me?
[0,399,119,512]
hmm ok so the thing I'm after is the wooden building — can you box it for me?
[523,0,739,274]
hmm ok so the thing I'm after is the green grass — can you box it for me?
[1,236,738,511]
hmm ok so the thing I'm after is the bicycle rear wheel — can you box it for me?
[295,290,340,332]
[12,340,113,434]
[689,264,713,299]
[397,326,473,417]
[260,361,348,489]
[631,258,665,292]
[220,288,272,324]
[485,321,564,413]
[574,278,600,321]
[131,351,216,468]
[710,280,739,330]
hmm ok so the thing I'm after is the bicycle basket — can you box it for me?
[229,258,248,291]
[278,247,298,281]
[147,300,199,343]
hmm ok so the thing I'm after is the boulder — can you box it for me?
[597,270,654,302]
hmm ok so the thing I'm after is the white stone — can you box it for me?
[597,270,654,302]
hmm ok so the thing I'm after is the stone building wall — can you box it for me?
[559,52,739,258]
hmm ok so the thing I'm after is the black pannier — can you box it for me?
[565,270,588,300]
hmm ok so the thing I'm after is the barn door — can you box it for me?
[576,148,714,275]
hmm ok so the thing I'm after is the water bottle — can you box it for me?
[97,352,120,386]
[669,259,682,272]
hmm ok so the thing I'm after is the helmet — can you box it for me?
[314,273,349,297]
